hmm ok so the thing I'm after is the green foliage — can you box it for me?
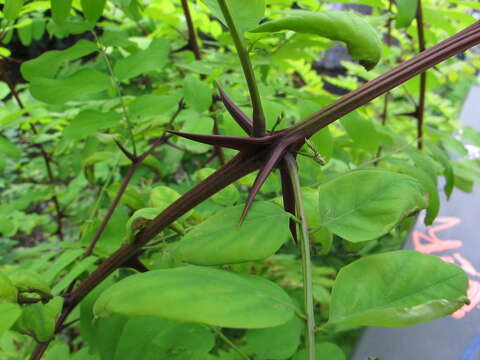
[0,0,479,358]
[329,250,469,326]
[93,266,296,328]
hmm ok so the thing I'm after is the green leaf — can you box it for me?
[29,68,112,104]
[340,112,381,152]
[21,40,98,81]
[63,110,121,140]
[0,272,18,304]
[0,135,22,158]
[386,158,439,225]
[113,317,215,360]
[183,76,213,113]
[176,111,213,154]
[173,201,290,265]
[7,269,51,295]
[52,256,97,294]
[17,22,32,46]
[43,249,85,284]
[93,266,296,329]
[4,0,24,21]
[81,0,107,23]
[13,296,63,342]
[329,250,469,327]
[252,10,382,70]
[51,0,73,23]
[318,170,427,242]
[0,304,22,337]
[114,39,169,81]
[128,93,182,119]
[246,316,302,359]
[395,0,419,29]
[425,140,454,198]
[293,342,345,360]
[201,0,265,32]
[195,168,240,206]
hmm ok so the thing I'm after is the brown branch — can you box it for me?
[1,67,64,240]
[180,0,202,60]
[83,136,170,257]
[416,0,427,149]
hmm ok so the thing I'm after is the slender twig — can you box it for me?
[415,0,427,150]
[1,70,64,240]
[180,0,202,60]
[216,0,266,137]
[212,327,251,360]
[284,153,316,360]
[92,32,138,156]
[83,136,169,257]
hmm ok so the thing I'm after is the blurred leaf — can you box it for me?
[63,110,121,140]
[81,0,107,23]
[51,0,73,23]
[183,76,213,113]
[4,0,24,21]
[395,0,419,28]
[0,136,21,158]
[201,0,265,32]
[252,10,382,70]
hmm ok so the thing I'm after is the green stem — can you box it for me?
[212,327,251,360]
[216,0,266,137]
[92,32,138,156]
[284,154,316,360]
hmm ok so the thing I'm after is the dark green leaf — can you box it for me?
[329,250,468,326]
[252,10,382,70]
[340,112,381,152]
[0,136,22,158]
[94,266,296,328]
[293,342,345,360]
[425,140,454,198]
[246,316,302,359]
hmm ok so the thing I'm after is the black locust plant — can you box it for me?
[0,1,479,360]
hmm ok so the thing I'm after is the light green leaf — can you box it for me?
[176,111,213,154]
[4,0,24,21]
[425,140,454,199]
[183,76,213,113]
[318,170,427,242]
[94,266,296,329]
[29,68,112,104]
[21,40,98,81]
[63,110,121,140]
[114,39,169,80]
[51,0,73,23]
[18,22,32,46]
[0,272,18,304]
[201,0,265,32]
[7,270,51,295]
[0,136,22,158]
[45,344,70,360]
[128,93,182,119]
[43,249,85,284]
[395,0,419,29]
[173,201,290,265]
[386,158,439,225]
[0,304,22,337]
[340,112,380,152]
[52,256,97,294]
[252,10,382,70]
[293,342,345,360]
[246,316,302,359]
[329,250,469,326]
[81,0,107,23]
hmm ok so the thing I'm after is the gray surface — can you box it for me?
[350,86,480,360]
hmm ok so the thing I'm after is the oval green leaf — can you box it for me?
[329,250,469,327]
[251,10,382,70]
[93,266,296,329]
[173,201,290,265]
[4,0,24,21]
[81,0,107,23]
[318,170,427,242]
[395,0,419,29]
[51,0,72,23]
